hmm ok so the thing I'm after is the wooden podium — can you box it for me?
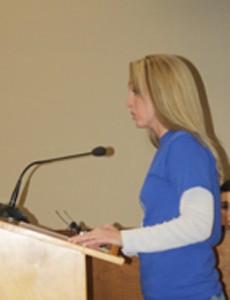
[0,219,124,300]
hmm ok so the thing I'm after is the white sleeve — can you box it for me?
[121,187,214,255]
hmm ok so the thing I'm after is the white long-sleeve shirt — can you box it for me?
[121,187,214,256]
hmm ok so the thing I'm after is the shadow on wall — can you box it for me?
[18,166,40,225]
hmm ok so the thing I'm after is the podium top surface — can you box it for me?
[0,218,124,265]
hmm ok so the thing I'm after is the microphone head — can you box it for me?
[92,146,107,156]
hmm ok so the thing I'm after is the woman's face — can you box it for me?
[126,84,167,137]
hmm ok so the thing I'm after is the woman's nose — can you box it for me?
[126,94,133,108]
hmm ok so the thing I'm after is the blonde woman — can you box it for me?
[70,55,225,300]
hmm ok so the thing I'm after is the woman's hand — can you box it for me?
[69,223,122,248]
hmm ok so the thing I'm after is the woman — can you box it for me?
[70,55,225,300]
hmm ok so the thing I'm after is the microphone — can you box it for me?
[0,146,109,223]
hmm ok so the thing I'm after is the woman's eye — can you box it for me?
[128,83,139,95]
[132,88,138,95]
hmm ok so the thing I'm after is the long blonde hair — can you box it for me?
[129,54,223,181]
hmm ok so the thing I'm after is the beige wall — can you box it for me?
[0,0,229,229]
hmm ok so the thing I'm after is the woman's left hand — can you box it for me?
[69,223,122,248]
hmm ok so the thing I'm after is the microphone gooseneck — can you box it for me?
[9,146,108,208]
[0,145,110,222]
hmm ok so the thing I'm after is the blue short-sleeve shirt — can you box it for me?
[139,130,222,300]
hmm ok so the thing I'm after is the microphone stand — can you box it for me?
[0,146,107,223]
